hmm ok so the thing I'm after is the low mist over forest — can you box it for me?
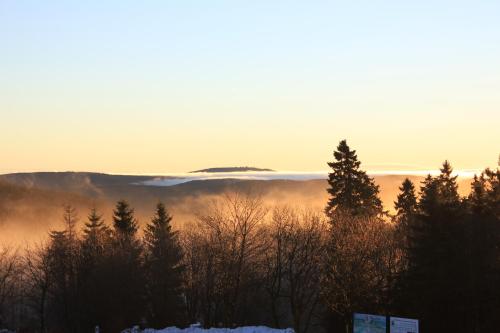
[0,170,473,245]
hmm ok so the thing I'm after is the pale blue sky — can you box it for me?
[1,1,499,173]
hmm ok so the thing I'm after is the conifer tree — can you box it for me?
[84,208,106,236]
[469,174,487,213]
[108,200,145,331]
[394,178,417,251]
[48,230,71,326]
[417,174,439,215]
[323,141,384,332]
[63,204,78,243]
[418,161,461,214]
[437,160,460,206]
[394,178,417,226]
[78,208,111,331]
[325,140,382,217]
[401,161,467,331]
[46,205,81,333]
[82,208,110,262]
[144,202,185,328]
[113,200,139,239]
[481,168,500,217]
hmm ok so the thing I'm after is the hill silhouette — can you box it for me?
[190,167,274,173]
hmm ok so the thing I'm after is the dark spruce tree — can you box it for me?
[143,202,185,328]
[393,177,418,273]
[108,200,145,332]
[479,164,500,213]
[397,162,500,333]
[325,140,382,217]
[486,167,499,216]
[416,174,439,215]
[82,208,110,258]
[417,161,461,216]
[469,174,487,214]
[47,205,80,333]
[113,200,139,240]
[462,168,500,331]
[323,140,385,333]
[47,230,73,332]
[437,160,460,206]
[394,178,417,232]
[79,208,112,332]
[401,161,467,332]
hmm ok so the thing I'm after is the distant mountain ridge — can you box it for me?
[190,167,275,173]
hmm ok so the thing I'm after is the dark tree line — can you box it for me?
[322,141,500,333]
[395,163,500,332]
[0,201,184,333]
[0,140,498,333]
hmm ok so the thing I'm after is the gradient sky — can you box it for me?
[1,1,499,174]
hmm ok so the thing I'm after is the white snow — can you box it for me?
[122,324,294,333]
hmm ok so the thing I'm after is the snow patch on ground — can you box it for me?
[122,324,294,333]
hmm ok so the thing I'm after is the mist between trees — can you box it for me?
[0,141,498,333]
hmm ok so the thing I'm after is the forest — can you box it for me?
[0,140,499,333]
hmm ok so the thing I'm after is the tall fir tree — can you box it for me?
[415,161,461,214]
[401,161,467,331]
[79,208,112,332]
[394,178,417,226]
[481,167,500,217]
[46,205,80,333]
[325,140,382,217]
[82,207,110,258]
[143,202,185,328]
[113,200,139,240]
[463,168,500,331]
[47,229,72,331]
[417,174,439,215]
[108,200,145,332]
[394,178,417,250]
[323,141,384,332]
[437,160,460,206]
[468,174,487,214]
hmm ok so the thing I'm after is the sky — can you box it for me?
[1,1,499,174]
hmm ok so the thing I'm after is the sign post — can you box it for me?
[352,313,419,333]
[353,313,387,333]
[389,316,419,333]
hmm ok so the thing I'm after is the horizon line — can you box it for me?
[2,168,485,178]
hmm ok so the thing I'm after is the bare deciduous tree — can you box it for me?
[322,213,397,333]
[264,207,328,333]
[182,192,268,327]
[24,243,52,333]
[0,246,21,328]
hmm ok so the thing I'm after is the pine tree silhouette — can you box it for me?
[325,140,382,217]
[144,202,185,327]
[395,178,417,222]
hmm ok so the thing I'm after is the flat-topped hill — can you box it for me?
[190,167,275,173]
